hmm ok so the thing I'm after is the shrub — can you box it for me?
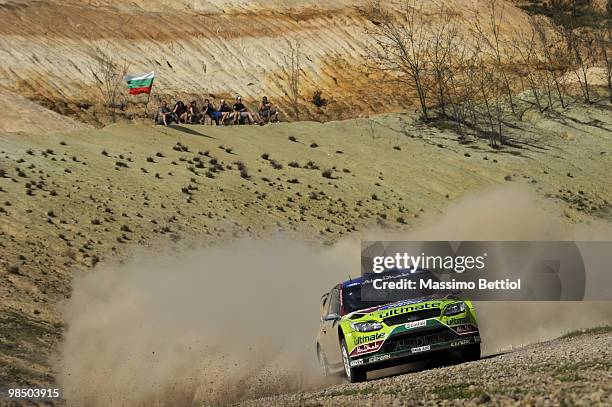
[305,161,319,170]
[322,169,333,179]
[311,90,328,107]
[288,161,300,168]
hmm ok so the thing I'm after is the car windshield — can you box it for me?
[342,269,446,314]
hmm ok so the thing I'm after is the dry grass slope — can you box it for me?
[0,103,611,392]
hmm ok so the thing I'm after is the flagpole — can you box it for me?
[144,91,151,118]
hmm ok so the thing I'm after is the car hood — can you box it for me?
[343,295,454,321]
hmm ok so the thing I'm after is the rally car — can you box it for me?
[316,269,481,382]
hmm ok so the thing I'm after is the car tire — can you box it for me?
[460,343,481,362]
[317,345,330,377]
[340,338,367,383]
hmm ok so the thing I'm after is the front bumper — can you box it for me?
[348,321,481,369]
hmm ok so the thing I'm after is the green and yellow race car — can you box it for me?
[316,269,481,382]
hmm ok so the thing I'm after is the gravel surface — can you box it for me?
[238,331,612,406]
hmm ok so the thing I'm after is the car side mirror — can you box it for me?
[323,313,340,321]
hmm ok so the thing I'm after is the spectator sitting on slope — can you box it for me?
[218,99,232,125]
[184,100,201,124]
[202,99,219,125]
[232,96,254,125]
[155,101,174,126]
[256,96,278,124]
[172,101,188,124]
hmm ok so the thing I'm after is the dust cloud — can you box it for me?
[57,186,612,405]
[56,239,355,406]
[397,186,612,354]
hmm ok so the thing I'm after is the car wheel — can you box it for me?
[341,338,367,383]
[317,346,330,377]
[460,343,481,362]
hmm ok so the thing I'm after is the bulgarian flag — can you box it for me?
[124,71,155,95]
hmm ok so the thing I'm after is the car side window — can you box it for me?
[328,288,340,316]
[320,293,329,317]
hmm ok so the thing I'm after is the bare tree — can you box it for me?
[513,20,548,112]
[283,40,302,120]
[593,27,612,103]
[532,17,571,109]
[469,0,518,117]
[363,0,431,121]
[559,27,594,103]
[90,46,129,122]
[445,45,474,140]
[426,2,462,117]
[469,45,507,148]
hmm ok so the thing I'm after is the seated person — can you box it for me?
[172,101,188,124]
[257,96,278,124]
[155,102,174,126]
[202,99,219,125]
[231,96,254,125]
[184,101,201,124]
[218,99,232,125]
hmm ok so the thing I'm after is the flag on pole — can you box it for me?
[124,71,155,95]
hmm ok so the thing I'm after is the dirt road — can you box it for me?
[239,328,612,406]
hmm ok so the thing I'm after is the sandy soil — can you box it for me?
[0,89,89,133]
[0,99,611,400]
[239,329,612,406]
[0,0,533,123]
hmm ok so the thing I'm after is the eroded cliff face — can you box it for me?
[0,0,530,124]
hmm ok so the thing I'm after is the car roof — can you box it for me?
[340,268,429,288]
[341,275,367,288]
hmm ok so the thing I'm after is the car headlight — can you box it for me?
[444,301,467,316]
[350,321,383,332]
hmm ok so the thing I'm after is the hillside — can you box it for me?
[1,100,611,404]
[0,89,90,133]
[0,0,533,124]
